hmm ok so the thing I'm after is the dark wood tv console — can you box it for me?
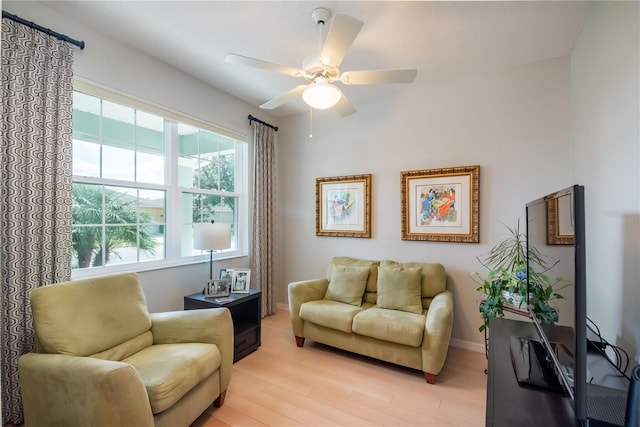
[486,318,579,426]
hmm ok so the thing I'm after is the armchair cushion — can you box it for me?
[30,273,151,356]
[376,266,423,314]
[324,265,370,306]
[124,343,220,414]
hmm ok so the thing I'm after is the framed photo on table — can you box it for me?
[316,174,372,238]
[219,268,233,282]
[205,279,230,298]
[231,268,251,293]
[401,165,480,243]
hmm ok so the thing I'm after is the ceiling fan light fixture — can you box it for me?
[302,78,342,109]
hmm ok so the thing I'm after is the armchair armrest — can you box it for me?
[19,353,154,427]
[421,290,454,376]
[288,278,329,337]
[150,308,233,392]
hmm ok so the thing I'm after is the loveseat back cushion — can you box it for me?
[30,273,152,356]
[123,343,220,414]
[380,261,447,299]
[376,266,423,314]
[324,265,370,306]
[326,257,380,303]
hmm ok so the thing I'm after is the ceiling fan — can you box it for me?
[224,8,417,116]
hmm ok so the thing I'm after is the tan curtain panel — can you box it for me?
[251,122,277,317]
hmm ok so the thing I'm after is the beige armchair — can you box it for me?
[18,273,233,427]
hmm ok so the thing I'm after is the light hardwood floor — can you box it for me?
[192,309,487,427]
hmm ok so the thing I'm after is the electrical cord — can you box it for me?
[587,316,630,374]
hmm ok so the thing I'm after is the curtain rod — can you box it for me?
[248,114,278,132]
[2,11,85,50]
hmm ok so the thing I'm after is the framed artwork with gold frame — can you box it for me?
[316,174,372,238]
[546,193,575,245]
[401,165,479,243]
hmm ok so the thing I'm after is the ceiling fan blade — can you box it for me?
[320,13,364,68]
[225,53,306,78]
[259,85,307,110]
[340,69,417,85]
[335,93,356,117]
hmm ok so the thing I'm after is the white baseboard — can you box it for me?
[449,338,485,354]
[277,301,485,354]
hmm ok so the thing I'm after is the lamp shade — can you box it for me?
[193,222,231,251]
[302,77,342,110]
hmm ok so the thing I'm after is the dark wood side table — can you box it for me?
[184,289,261,362]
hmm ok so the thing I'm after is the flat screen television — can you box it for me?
[523,184,587,421]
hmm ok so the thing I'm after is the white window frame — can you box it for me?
[71,79,248,279]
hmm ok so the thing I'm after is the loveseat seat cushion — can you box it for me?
[123,342,220,414]
[300,300,368,333]
[352,307,425,347]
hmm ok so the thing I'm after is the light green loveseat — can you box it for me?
[288,257,453,384]
[18,273,233,427]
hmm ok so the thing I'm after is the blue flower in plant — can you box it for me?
[515,269,527,282]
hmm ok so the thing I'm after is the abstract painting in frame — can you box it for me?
[316,174,371,238]
[401,165,479,243]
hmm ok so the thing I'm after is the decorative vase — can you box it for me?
[501,290,527,309]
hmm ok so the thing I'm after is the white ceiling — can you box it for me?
[41,1,593,118]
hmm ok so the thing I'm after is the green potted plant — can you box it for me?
[470,221,571,332]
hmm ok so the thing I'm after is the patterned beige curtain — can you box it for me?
[1,18,74,424]
[251,122,277,317]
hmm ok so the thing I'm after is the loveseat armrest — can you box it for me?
[19,353,154,427]
[150,308,233,392]
[421,290,454,379]
[288,278,329,337]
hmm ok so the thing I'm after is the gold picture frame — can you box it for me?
[401,165,480,243]
[546,193,575,245]
[316,174,372,238]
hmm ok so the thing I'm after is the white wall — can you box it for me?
[2,1,276,312]
[570,1,640,365]
[277,56,572,349]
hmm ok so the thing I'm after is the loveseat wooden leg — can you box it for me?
[213,390,227,407]
[423,372,437,384]
[295,336,305,347]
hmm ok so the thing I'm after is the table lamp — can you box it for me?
[193,221,232,283]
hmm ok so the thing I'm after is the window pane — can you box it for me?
[136,111,165,184]
[103,225,138,266]
[104,186,137,224]
[183,192,238,254]
[102,145,134,181]
[73,92,100,141]
[178,123,200,188]
[139,189,165,225]
[72,139,100,178]
[71,225,101,269]
[177,123,237,192]
[140,225,164,262]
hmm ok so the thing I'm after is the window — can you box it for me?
[71,85,247,274]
